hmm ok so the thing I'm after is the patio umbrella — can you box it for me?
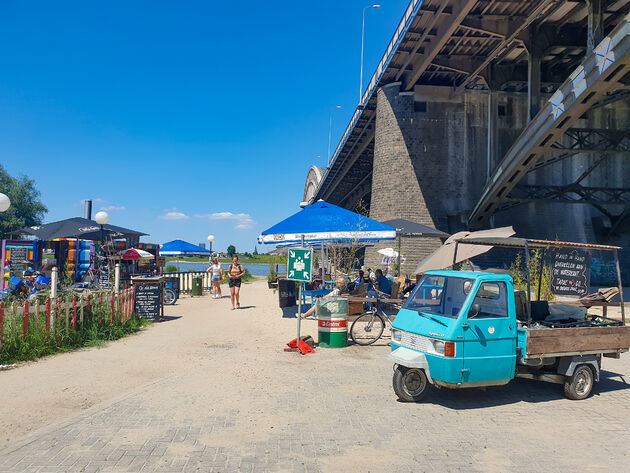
[377,248,398,258]
[17,217,147,241]
[415,226,515,274]
[122,248,154,260]
[258,200,396,347]
[160,239,211,256]
[258,201,396,245]
[383,218,450,276]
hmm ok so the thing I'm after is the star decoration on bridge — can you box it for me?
[594,36,615,74]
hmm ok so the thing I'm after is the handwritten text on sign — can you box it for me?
[134,283,162,321]
[551,248,591,297]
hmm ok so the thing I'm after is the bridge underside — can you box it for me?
[307,0,630,280]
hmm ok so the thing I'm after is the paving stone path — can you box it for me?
[1,281,629,472]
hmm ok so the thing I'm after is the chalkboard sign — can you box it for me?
[9,246,28,262]
[551,248,591,297]
[134,281,163,321]
[9,247,29,277]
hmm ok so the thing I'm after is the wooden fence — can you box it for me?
[0,287,135,346]
[164,272,213,293]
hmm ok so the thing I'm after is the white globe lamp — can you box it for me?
[94,211,110,225]
[0,193,10,213]
[207,234,215,252]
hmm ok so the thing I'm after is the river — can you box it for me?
[165,261,285,277]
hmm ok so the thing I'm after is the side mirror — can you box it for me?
[469,303,481,318]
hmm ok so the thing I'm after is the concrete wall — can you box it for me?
[364,82,630,281]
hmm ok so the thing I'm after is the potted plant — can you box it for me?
[267,263,278,288]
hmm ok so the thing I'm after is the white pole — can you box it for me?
[296,235,305,347]
[114,263,120,293]
[50,267,58,300]
[359,6,367,104]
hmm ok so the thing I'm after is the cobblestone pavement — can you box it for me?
[1,286,629,472]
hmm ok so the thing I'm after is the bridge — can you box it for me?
[304,0,630,277]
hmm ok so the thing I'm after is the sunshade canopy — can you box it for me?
[18,217,147,241]
[258,200,396,245]
[160,239,211,256]
[457,237,621,251]
[415,226,515,274]
[122,248,154,260]
[382,218,449,238]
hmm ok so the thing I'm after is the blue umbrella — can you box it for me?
[258,201,396,245]
[160,239,211,256]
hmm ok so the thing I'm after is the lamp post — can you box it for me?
[328,105,342,166]
[94,211,110,244]
[207,234,215,253]
[359,4,381,104]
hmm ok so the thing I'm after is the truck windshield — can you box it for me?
[403,275,474,318]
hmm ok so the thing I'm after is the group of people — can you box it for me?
[205,255,246,310]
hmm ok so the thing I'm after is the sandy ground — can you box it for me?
[0,278,311,448]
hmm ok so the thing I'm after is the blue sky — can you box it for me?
[0,0,409,252]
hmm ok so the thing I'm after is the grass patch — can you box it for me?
[0,308,150,365]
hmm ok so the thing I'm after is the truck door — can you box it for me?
[462,281,516,383]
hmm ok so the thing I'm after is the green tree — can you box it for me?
[253,246,258,255]
[0,165,47,240]
[227,245,236,258]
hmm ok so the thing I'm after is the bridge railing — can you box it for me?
[326,0,424,181]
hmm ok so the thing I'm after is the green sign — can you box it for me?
[287,247,313,282]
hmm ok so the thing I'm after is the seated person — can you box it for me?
[302,277,346,319]
[365,269,392,309]
[402,275,421,297]
[354,270,365,285]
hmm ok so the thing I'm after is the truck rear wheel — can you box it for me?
[564,365,594,400]
[393,366,430,402]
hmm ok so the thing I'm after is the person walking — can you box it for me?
[227,255,245,309]
[206,256,224,299]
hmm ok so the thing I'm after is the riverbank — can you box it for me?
[165,255,286,264]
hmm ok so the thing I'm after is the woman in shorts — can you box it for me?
[206,257,224,299]
[227,255,245,309]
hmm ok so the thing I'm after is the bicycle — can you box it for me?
[349,291,402,346]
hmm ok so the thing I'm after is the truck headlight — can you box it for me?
[433,339,445,354]
[391,329,402,342]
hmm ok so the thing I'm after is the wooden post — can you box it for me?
[614,249,626,325]
[0,302,4,348]
[65,295,69,330]
[524,241,532,326]
[34,298,40,331]
[72,296,77,330]
[23,299,29,340]
[99,292,103,325]
[110,292,114,324]
[79,295,84,325]
[87,294,91,320]
[45,298,51,335]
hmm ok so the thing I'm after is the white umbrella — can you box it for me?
[415,226,515,274]
[377,248,399,258]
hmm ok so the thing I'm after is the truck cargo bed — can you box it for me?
[526,325,630,356]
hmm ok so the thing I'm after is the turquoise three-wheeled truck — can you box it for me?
[389,238,630,402]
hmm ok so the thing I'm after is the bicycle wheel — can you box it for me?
[350,311,385,346]
[163,288,177,305]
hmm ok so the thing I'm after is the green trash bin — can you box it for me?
[191,276,203,296]
[317,297,348,348]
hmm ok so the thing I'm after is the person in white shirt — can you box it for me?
[302,277,346,319]
[206,256,224,299]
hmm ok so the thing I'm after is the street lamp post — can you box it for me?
[359,4,381,105]
[207,234,215,253]
[328,105,342,166]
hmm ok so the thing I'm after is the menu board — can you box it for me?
[134,281,162,321]
[550,248,591,297]
[9,246,29,276]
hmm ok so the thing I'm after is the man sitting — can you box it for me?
[365,269,391,309]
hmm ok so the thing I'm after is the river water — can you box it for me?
[166,261,285,277]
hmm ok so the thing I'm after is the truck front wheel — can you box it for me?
[393,366,430,402]
[564,365,594,400]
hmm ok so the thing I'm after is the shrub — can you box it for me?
[164,265,179,273]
